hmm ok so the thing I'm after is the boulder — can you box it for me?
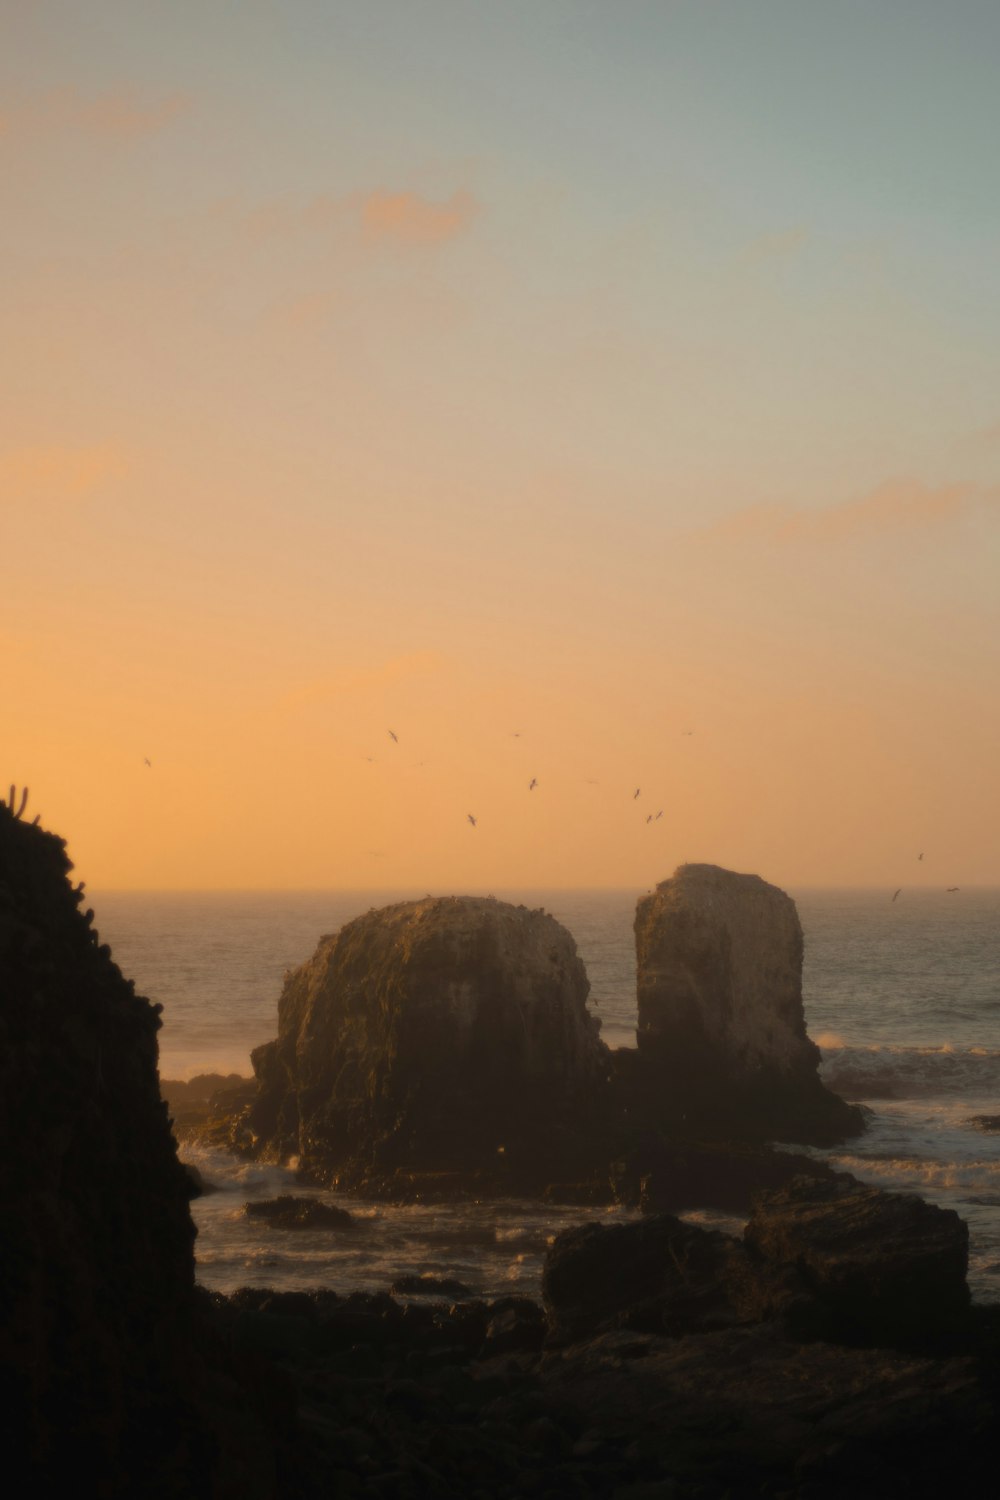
[542,1215,756,1343]
[745,1172,970,1341]
[232,895,611,1190]
[243,1195,355,1230]
[633,864,863,1143]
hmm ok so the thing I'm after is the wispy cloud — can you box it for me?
[0,443,129,503]
[360,189,478,245]
[233,187,479,249]
[703,478,995,544]
[0,87,191,143]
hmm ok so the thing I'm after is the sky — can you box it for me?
[3,0,999,890]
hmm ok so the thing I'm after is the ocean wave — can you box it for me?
[826,1153,1000,1192]
[820,1043,1000,1099]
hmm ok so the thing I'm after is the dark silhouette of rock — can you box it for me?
[745,1171,970,1341]
[244,1195,355,1230]
[629,1139,838,1213]
[633,863,864,1143]
[231,895,611,1191]
[390,1274,475,1298]
[543,1215,756,1343]
[545,1170,973,1354]
[0,793,282,1495]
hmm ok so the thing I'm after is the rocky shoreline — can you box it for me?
[3,792,997,1497]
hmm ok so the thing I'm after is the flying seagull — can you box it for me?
[143,758,152,768]
[528,778,537,791]
[388,729,398,743]
[646,814,653,824]
[917,852,923,861]
[467,813,477,827]
[633,788,640,799]
[655,810,663,820]
[946,886,960,893]
[892,888,902,902]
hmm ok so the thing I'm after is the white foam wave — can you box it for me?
[821,1043,1000,1100]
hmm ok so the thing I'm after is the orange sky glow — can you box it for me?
[4,3,999,892]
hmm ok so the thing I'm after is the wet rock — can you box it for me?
[633,1139,838,1214]
[390,1274,475,1298]
[632,864,864,1144]
[232,895,611,1189]
[182,1160,219,1197]
[481,1297,547,1356]
[745,1171,971,1342]
[244,1194,355,1230]
[542,1215,754,1343]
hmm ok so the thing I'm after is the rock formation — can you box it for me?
[544,1170,971,1348]
[234,896,611,1192]
[632,863,864,1143]
[0,791,281,1495]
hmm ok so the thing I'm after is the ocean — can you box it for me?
[91,886,1000,1306]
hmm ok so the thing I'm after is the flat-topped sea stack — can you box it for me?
[233,896,612,1194]
[631,863,863,1144]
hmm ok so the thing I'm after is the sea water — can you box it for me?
[91,887,1000,1304]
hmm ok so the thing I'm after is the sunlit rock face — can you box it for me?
[0,795,194,1486]
[633,864,863,1143]
[240,896,612,1191]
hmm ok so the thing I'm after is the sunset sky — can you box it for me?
[4,1,999,890]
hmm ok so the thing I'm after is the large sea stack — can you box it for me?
[632,863,863,1144]
[0,792,280,1495]
[234,895,612,1193]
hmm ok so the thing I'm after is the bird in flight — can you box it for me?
[633,788,640,799]
[388,729,398,743]
[143,758,152,768]
[946,886,960,893]
[467,813,477,827]
[646,814,653,824]
[917,852,923,861]
[892,888,902,902]
[655,810,663,820]
[681,730,693,736]
[528,778,537,791]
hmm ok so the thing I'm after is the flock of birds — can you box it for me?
[375,727,674,834]
[891,852,961,902]
[139,739,966,894]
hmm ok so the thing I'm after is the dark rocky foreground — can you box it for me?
[0,792,291,1495]
[5,794,999,1496]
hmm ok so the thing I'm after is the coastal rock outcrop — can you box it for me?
[234,896,611,1191]
[745,1171,970,1340]
[543,1171,971,1350]
[632,863,864,1143]
[0,791,281,1495]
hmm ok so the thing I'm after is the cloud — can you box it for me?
[0,443,129,503]
[0,87,191,143]
[704,478,995,544]
[230,187,480,250]
[360,189,479,245]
